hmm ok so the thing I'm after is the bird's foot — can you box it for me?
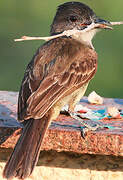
[69,111,105,138]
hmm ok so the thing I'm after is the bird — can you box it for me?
[3,1,112,179]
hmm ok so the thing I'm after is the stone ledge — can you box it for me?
[0,91,123,180]
[0,91,123,156]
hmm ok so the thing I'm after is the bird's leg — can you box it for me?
[68,111,105,138]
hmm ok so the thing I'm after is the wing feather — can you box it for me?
[25,62,96,119]
[18,38,97,121]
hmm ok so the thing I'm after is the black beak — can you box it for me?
[94,18,112,29]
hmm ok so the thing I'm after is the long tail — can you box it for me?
[3,115,50,179]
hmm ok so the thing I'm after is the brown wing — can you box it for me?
[18,38,97,121]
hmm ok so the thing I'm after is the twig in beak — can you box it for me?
[110,21,123,25]
[14,21,123,42]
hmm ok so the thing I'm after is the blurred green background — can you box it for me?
[0,0,123,98]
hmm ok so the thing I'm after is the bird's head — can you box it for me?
[50,1,111,48]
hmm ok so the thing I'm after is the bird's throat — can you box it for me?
[71,28,98,49]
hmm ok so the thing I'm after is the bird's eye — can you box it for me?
[69,16,77,22]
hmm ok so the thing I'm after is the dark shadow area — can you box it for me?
[1,149,123,172]
[0,127,19,145]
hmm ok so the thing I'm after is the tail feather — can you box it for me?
[3,115,50,179]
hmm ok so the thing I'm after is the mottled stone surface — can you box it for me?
[0,91,123,156]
